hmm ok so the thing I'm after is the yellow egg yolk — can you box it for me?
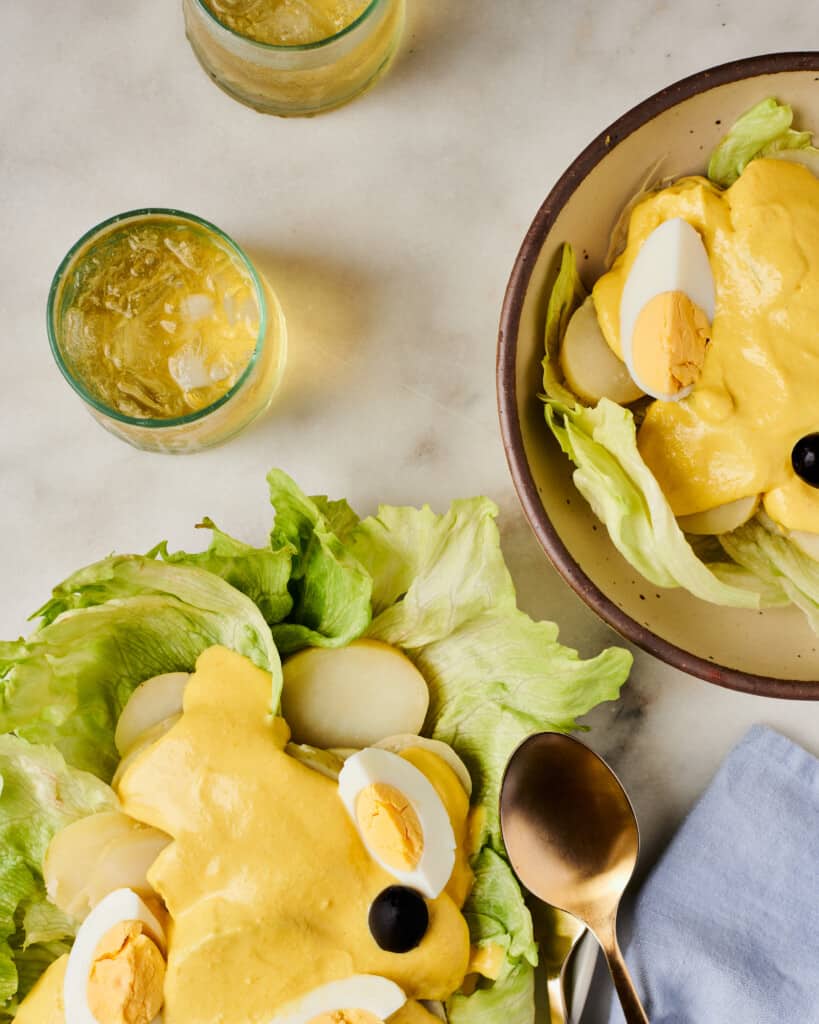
[355,784,424,871]
[116,646,470,1024]
[86,920,166,1024]
[593,159,819,531]
[630,290,710,396]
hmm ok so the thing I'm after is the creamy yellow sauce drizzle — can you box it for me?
[115,646,470,1024]
[593,159,819,530]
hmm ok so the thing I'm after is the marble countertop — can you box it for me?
[3,1,819,1020]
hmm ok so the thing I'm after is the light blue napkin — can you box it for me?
[608,725,819,1024]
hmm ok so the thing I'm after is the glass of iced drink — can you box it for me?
[183,0,405,116]
[48,209,286,454]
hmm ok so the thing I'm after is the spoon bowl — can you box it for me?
[500,732,648,1023]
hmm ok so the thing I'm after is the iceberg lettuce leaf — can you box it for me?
[707,97,816,187]
[0,737,115,1018]
[418,606,630,852]
[449,851,537,1024]
[149,519,294,626]
[542,243,585,404]
[4,558,278,779]
[267,470,372,654]
[355,498,516,646]
[462,847,537,966]
[544,398,761,608]
[719,519,819,631]
[447,960,535,1024]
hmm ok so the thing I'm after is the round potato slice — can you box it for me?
[281,640,429,750]
[677,495,759,535]
[115,672,189,757]
[44,811,169,921]
[374,735,472,797]
[560,298,645,406]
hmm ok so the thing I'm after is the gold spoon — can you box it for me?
[500,732,649,1024]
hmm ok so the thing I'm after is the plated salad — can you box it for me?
[0,470,631,1023]
[542,99,819,632]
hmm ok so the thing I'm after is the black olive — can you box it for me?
[792,433,819,488]
[368,886,429,953]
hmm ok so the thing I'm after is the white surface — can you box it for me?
[3,3,819,1021]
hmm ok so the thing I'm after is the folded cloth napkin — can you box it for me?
[608,725,819,1024]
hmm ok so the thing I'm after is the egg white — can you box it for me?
[620,217,715,401]
[64,887,165,1024]
[338,748,456,899]
[271,975,406,1024]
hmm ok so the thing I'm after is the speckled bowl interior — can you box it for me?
[498,53,819,697]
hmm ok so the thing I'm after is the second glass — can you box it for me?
[183,0,406,117]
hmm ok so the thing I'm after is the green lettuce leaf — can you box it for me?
[719,518,819,631]
[461,847,537,966]
[149,519,294,626]
[353,498,516,647]
[708,97,815,187]
[418,606,630,851]
[542,243,585,404]
[544,397,760,609]
[0,737,115,1018]
[267,470,372,654]
[3,557,278,779]
[447,961,535,1024]
[450,850,537,1024]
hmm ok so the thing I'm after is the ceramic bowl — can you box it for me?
[498,52,819,698]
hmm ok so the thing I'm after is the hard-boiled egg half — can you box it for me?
[619,217,716,401]
[271,975,406,1024]
[338,748,455,900]
[64,887,166,1024]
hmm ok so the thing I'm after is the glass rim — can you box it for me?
[47,207,268,430]
[192,0,383,52]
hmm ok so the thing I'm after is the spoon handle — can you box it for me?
[597,921,649,1024]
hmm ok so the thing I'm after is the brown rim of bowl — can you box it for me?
[498,51,819,699]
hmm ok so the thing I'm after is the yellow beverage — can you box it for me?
[49,211,286,453]
[203,0,370,45]
[183,0,405,117]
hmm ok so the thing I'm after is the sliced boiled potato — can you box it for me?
[286,743,345,781]
[44,811,169,922]
[374,734,472,797]
[112,715,181,790]
[789,529,819,560]
[560,298,645,406]
[677,495,759,535]
[281,640,429,749]
[115,672,189,757]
